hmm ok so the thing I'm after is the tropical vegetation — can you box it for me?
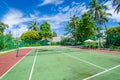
[39,22,52,40]
[20,30,41,40]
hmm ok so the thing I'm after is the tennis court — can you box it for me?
[0,47,120,80]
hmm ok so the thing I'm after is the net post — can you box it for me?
[16,39,19,57]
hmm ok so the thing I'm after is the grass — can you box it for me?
[1,47,120,80]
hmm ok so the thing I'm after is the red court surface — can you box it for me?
[0,48,32,77]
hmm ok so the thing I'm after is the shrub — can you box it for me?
[106,27,120,48]
[21,30,42,40]
[84,42,97,48]
[24,43,41,47]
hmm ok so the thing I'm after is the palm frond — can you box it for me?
[114,4,120,14]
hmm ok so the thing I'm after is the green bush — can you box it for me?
[106,27,120,48]
[84,42,97,48]
[51,42,60,45]
[24,43,41,47]
[106,33,120,47]
[61,37,75,46]
[0,32,3,35]
[21,30,42,40]
[109,45,120,50]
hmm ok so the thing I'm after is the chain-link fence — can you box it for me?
[1,33,119,51]
[61,33,120,50]
[0,35,24,51]
[22,40,60,47]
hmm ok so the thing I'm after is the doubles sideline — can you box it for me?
[63,53,120,80]
[83,64,120,80]
[0,49,33,80]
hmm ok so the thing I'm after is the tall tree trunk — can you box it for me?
[104,22,107,31]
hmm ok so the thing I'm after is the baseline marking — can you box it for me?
[0,49,33,79]
[29,49,38,80]
[63,53,106,70]
[83,64,120,80]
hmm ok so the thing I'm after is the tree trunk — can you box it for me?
[104,23,107,31]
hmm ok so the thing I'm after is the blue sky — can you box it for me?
[0,0,120,37]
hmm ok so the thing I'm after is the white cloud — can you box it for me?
[36,3,87,29]
[38,0,64,6]
[104,1,120,22]
[2,8,32,27]
[2,2,88,37]
[14,24,28,38]
[60,6,70,12]
[2,8,32,37]
[72,1,80,6]
[4,24,28,37]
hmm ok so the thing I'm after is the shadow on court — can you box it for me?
[18,49,64,57]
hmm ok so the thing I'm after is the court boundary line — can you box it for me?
[0,49,33,80]
[83,64,120,80]
[29,49,38,80]
[63,53,106,70]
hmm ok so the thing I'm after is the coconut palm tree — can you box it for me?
[28,21,39,31]
[99,11,112,31]
[69,15,79,43]
[0,22,8,33]
[88,0,108,22]
[88,0,108,47]
[113,0,120,14]
[118,22,120,25]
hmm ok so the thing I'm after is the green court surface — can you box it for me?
[1,47,120,80]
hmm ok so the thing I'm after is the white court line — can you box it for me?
[29,49,38,80]
[63,53,106,70]
[0,49,33,80]
[83,64,120,80]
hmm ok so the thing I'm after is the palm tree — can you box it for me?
[113,0,120,14]
[88,0,108,22]
[118,22,120,25]
[99,11,112,31]
[28,21,39,31]
[88,0,108,47]
[0,22,8,33]
[69,15,79,42]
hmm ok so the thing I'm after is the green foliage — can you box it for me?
[0,35,23,50]
[88,0,111,48]
[0,22,8,33]
[0,32,3,35]
[106,26,120,34]
[39,22,52,39]
[23,40,41,47]
[52,32,57,37]
[113,0,120,14]
[25,43,41,47]
[20,30,41,40]
[77,13,96,38]
[28,21,39,31]
[106,33,120,47]
[64,14,96,45]
[61,37,75,46]
[109,45,120,50]
[106,27,120,47]
[51,42,60,46]
[65,15,78,38]
[84,42,97,48]
[88,0,110,31]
